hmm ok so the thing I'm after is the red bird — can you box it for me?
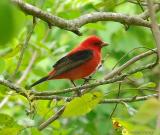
[29,35,108,88]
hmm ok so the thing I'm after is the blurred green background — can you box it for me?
[0,0,160,135]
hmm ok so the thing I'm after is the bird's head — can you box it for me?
[80,35,109,51]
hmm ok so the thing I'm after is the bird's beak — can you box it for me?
[101,42,109,47]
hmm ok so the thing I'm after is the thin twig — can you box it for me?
[136,0,144,12]
[38,106,65,130]
[17,51,37,85]
[112,47,156,70]
[11,20,36,79]
[104,48,157,80]
[101,94,158,103]
[110,82,122,118]
[128,0,160,6]
[138,4,160,19]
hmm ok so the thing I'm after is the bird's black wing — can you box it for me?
[51,49,93,78]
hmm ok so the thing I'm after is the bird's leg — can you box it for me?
[70,80,81,96]
[82,62,102,85]
[71,80,76,87]
[82,76,95,85]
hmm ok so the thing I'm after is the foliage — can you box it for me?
[113,98,160,135]
[0,113,23,135]
[62,91,103,117]
[0,0,160,135]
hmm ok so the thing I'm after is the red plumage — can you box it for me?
[29,35,108,88]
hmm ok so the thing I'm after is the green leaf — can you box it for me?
[3,44,22,59]
[0,0,24,45]
[154,129,160,135]
[0,128,22,135]
[57,99,65,106]
[138,82,156,88]
[0,0,14,45]
[131,72,143,79]
[51,120,61,129]
[0,58,5,73]
[62,91,103,117]
[130,98,160,124]
[0,113,23,135]
[31,128,42,135]
[37,100,55,117]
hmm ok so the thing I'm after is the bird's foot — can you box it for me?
[82,76,95,85]
[70,80,81,96]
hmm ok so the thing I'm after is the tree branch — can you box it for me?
[147,0,160,60]
[0,78,24,94]
[11,0,160,35]
[101,94,158,103]
[33,93,158,104]
[38,106,65,131]
[147,0,160,130]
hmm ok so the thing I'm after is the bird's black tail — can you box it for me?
[28,76,49,89]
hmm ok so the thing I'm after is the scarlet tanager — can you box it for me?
[29,35,108,88]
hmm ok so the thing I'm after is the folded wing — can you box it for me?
[50,49,93,78]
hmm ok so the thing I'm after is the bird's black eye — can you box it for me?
[94,42,101,46]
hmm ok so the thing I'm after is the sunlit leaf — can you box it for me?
[36,100,55,117]
[131,72,143,79]
[138,82,156,88]
[51,120,61,129]
[62,91,103,117]
[31,128,42,135]
[57,99,66,106]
